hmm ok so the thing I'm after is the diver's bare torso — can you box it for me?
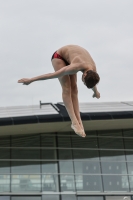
[57,45,96,71]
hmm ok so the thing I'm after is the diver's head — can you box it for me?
[82,70,100,88]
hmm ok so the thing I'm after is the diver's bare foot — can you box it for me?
[79,122,86,137]
[71,124,86,137]
[81,128,86,137]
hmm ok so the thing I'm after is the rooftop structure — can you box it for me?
[0,101,133,136]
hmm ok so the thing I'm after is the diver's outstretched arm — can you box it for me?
[18,63,82,85]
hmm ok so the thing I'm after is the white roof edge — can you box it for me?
[0,101,133,118]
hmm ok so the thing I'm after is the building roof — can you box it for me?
[0,103,58,118]
[60,101,133,113]
[0,101,133,134]
[0,101,133,125]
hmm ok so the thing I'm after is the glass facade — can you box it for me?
[0,129,133,199]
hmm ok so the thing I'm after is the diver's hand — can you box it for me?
[93,91,100,99]
[18,78,32,85]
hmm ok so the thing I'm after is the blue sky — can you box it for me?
[0,0,133,107]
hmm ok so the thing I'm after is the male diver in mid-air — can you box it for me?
[18,45,100,138]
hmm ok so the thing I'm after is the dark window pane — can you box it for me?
[101,162,127,174]
[11,175,41,192]
[123,129,133,137]
[58,134,71,148]
[71,131,96,138]
[0,175,10,192]
[100,150,125,161]
[103,175,129,192]
[12,197,41,200]
[75,175,102,192]
[42,174,59,192]
[0,149,10,159]
[78,197,104,200]
[74,161,100,174]
[12,149,40,159]
[124,138,133,149]
[42,150,56,160]
[42,161,57,173]
[85,131,97,136]
[42,195,59,200]
[58,149,72,160]
[41,135,56,147]
[98,137,124,149]
[11,134,40,147]
[73,150,99,160]
[11,161,40,173]
[0,136,10,147]
[0,161,10,174]
[61,194,77,200]
[60,175,75,191]
[71,131,96,139]
[59,161,74,173]
[72,136,98,148]
[98,130,122,137]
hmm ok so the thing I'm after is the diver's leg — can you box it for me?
[69,74,86,135]
[60,75,85,137]
[51,59,85,137]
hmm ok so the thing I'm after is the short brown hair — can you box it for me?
[84,70,100,88]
